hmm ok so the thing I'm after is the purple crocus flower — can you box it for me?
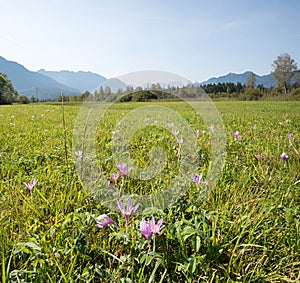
[75,151,83,159]
[140,218,151,240]
[177,138,183,145]
[110,172,119,184]
[253,124,257,130]
[111,130,120,136]
[166,123,173,128]
[150,216,163,236]
[286,133,292,139]
[95,214,115,228]
[195,129,200,138]
[172,130,179,137]
[116,163,130,176]
[23,178,36,193]
[254,154,262,159]
[117,199,139,223]
[233,131,239,137]
[280,152,288,162]
[191,173,202,186]
[233,131,242,141]
[285,119,289,124]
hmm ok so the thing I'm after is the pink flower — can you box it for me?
[253,124,257,130]
[140,218,151,240]
[112,130,120,135]
[95,214,115,228]
[110,172,119,184]
[285,119,289,123]
[140,216,163,240]
[177,138,183,145]
[233,131,242,141]
[75,151,83,159]
[191,173,202,186]
[286,133,292,139]
[280,152,288,161]
[236,135,243,141]
[116,163,131,176]
[172,130,179,137]
[23,178,36,193]
[150,216,163,236]
[117,199,139,223]
[194,129,200,138]
[254,154,262,159]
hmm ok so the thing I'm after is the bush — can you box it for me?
[289,87,300,99]
[240,88,263,101]
[18,96,30,104]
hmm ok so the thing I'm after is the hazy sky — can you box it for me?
[1,0,299,82]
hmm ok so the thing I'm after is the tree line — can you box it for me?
[1,53,299,104]
[57,53,300,102]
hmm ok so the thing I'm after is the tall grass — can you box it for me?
[0,101,299,282]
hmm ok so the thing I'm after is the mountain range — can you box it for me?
[0,56,278,100]
[37,69,106,93]
[199,71,276,88]
[0,56,81,99]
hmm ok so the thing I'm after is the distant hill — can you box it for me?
[199,71,276,88]
[38,69,107,93]
[0,56,80,99]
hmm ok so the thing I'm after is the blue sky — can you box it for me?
[1,0,299,82]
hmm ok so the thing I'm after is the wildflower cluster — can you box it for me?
[95,199,163,250]
[233,130,242,141]
[233,127,293,162]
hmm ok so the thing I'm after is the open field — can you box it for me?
[0,101,299,282]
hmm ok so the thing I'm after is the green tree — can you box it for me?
[18,96,29,104]
[104,86,111,96]
[81,91,91,100]
[246,72,256,89]
[125,85,134,94]
[30,96,37,103]
[272,53,297,93]
[0,72,18,104]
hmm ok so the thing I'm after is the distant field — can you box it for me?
[0,101,299,282]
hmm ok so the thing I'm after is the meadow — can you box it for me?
[0,101,299,282]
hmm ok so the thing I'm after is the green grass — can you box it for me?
[0,101,299,282]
